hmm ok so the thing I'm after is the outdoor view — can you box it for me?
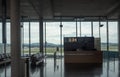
[0,21,118,56]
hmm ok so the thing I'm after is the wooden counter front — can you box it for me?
[64,51,102,63]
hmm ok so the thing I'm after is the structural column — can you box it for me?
[118,3,120,77]
[76,18,78,37]
[39,17,44,55]
[10,0,21,77]
[118,13,120,77]
[29,21,31,56]
[79,19,81,37]
[99,18,101,38]
[118,14,120,55]
[2,0,7,54]
[44,21,46,56]
[60,20,63,57]
[91,21,93,37]
[21,22,24,56]
[106,18,109,52]
[2,0,7,77]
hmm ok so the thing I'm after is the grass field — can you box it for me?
[101,45,118,51]
[22,45,118,54]
[23,47,64,54]
[0,44,118,54]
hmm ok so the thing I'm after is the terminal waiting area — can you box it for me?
[0,0,120,77]
[0,36,119,77]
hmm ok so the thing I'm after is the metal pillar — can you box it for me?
[99,18,101,38]
[60,19,63,57]
[2,0,7,54]
[79,19,81,37]
[39,17,44,55]
[10,0,21,77]
[40,66,44,77]
[21,22,24,57]
[106,19,109,52]
[106,18,110,77]
[20,23,23,56]
[118,14,120,55]
[91,21,93,37]
[29,21,31,56]
[119,17,120,55]
[45,21,46,56]
[76,18,78,37]
[21,17,24,57]
[106,17,110,61]
[2,1,7,77]
[118,14,120,77]
[60,18,63,76]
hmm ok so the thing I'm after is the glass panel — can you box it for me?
[77,21,80,37]
[109,21,118,52]
[43,22,46,55]
[93,22,99,37]
[101,22,107,51]
[81,22,91,37]
[6,22,11,53]
[63,22,76,37]
[31,22,39,54]
[23,22,29,55]
[46,22,60,55]
[62,22,76,53]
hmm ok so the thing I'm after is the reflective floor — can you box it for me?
[0,57,119,77]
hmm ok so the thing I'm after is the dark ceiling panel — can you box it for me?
[0,0,119,20]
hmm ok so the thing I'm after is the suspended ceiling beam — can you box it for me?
[106,0,120,18]
[27,0,53,19]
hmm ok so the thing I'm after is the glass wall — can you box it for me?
[100,21,118,52]
[100,22,107,51]
[81,22,91,37]
[63,22,76,37]
[23,22,29,55]
[93,22,99,37]
[31,22,39,54]
[46,22,60,55]
[6,22,11,53]
[108,21,118,52]
[21,21,118,56]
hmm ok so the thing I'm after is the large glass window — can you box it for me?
[23,22,29,44]
[77,21,80,37]
[6,22,11,53]
[109,21,118,52]
[31,22,39,54]
[46,22,60,55]
[63,22,76,37]
[81,22,91,37]
[101,22,107,51]
[23,22,29,55]
[93,22,99,37]
[62,22,76,54]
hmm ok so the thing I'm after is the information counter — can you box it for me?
[64,51,102,63]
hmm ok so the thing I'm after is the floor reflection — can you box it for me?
[0,63,11,77]
[65,63,102,77]
[30,58,119,77]
[30,58,64,77]
[0,58,119,77]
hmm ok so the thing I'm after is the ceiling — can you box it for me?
[0,0,120,21]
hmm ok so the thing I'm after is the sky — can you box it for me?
[0,21,118,44]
